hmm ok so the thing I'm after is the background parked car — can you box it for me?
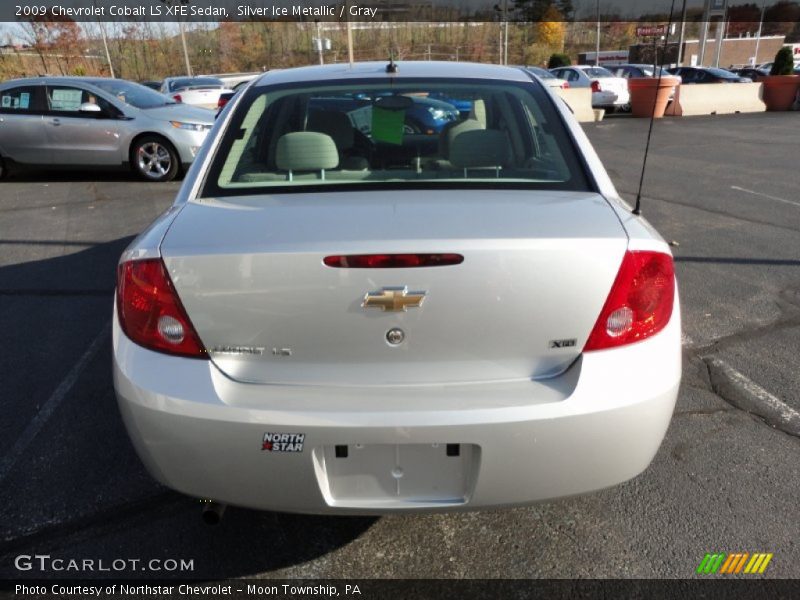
[549,65,630,111]
[520,66,570,89]
[160,76,232,109]
[0,77,214,182]
[610,64,681,101]
[730,67,769,81]
[609,64,677,80]
[668,67,752,83]
[139,80,163,91]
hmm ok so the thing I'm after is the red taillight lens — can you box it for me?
[591,80,601,93]
[583,251,675,352]
[217,97,229,109]
[173,94,182,103]
[116,258,206,358]
[323,253,464,268]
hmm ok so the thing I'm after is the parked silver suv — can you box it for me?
[0,77,215,182]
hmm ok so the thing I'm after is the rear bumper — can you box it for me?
[113,302,681,514]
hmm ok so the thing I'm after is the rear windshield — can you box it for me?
[169,77,224,92]
[202,78,591,197]
[582,67,614,78]
[525,67,556,79]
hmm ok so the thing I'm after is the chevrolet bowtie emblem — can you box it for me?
[363,287,426,312]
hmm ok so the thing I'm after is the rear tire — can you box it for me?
[131,136,180,182]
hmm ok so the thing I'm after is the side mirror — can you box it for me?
[79,102,103,114]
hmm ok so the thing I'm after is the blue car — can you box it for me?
[309,94,459,136]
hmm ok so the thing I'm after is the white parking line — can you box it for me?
[0,321,110,485]
[730,185,800,208]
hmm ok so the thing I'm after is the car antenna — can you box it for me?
[386,52,398,74]
[633,0,677,216]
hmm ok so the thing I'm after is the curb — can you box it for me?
[704,357,800,438]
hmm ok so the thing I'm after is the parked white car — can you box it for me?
[521,66,570,89]
[549,65,631,110]
[114,61,681,516]
[160,77,232,110]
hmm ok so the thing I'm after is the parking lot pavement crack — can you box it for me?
[702,357,800,439]
[686,315,800,359]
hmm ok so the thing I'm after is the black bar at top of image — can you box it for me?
[1,0,799,23]
[2,579,800,600]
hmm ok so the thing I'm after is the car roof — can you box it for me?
[0,76,133,88]
[252,61,532,87]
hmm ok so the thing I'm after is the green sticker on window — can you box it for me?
[371,106,405,145]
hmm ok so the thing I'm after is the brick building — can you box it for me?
[630,35,786,68]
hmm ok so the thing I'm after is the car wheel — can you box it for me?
[131,136,180,182]
[403,120,422,134]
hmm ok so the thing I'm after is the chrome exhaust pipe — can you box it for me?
[201,501,227,525]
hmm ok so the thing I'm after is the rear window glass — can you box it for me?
[169,78,224,92]
[583,67,614,78]
[202,78,591,196]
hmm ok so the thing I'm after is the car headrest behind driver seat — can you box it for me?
[275,132,339,180]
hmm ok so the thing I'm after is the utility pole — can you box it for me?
[160,1,192,76]
[179,21,192,76]
[753,0,767,66]
[698,0,710,66]
[595,0,601,66]
[346,18,354,65]
[714,12,726,67]
[315,20,324,65]
[677,0,688,66]
[95,16,115,78]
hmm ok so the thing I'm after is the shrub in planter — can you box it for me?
[548,53,571,69]
[762,47,800,111]
[770,47,795,76]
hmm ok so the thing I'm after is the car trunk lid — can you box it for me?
[160,190,628,386]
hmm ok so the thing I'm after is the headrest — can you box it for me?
[276,132,339,171]
[449,129,510,169]
[469,99,487,128]
[307,110,355,150]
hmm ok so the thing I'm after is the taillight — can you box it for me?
[323,253,464,268]
[583,251,675,352]
[116,258,206,358]
[591,80,601,93]
[217,96,229,109]
[173,94,182,103]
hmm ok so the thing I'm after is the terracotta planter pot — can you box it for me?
[760,75,800,111]
[628,76,681,118]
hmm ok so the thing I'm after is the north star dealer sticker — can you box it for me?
[262,433,305,452]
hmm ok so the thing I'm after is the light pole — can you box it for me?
[595,0,601,66]
[677,0,687,66]
[160,0,192,76]
[315,20,324,65]
[753,0,767,66]
[94,5,115,78]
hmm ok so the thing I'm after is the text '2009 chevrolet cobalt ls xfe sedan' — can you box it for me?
[113,61,681,515]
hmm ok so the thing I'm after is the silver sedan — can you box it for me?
[113,61,681,515]
[0,77,215,182]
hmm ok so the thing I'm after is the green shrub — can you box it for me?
[770,47,794,76]
[548,53,571,69]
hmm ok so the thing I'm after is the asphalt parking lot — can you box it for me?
[0,112,798,580]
